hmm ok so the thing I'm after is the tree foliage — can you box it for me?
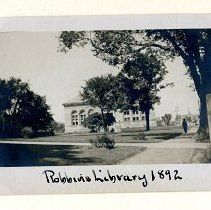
[51,121,65,133]
[59,30,174,66]
[83,112,103,133]
[59,29,211,137]
[0,77,53,137]
[83,112,115,133]
[116,54,169,130]
[80,74,117,132]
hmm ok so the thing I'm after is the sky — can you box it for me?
[0,32,199,122]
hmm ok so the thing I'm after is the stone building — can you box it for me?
[63,96,157,133]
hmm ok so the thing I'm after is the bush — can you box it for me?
[90,134,115,149]
[22,127,33,139]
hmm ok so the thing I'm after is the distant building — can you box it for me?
[63,96,157,133]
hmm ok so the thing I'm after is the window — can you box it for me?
[132,110,139,115]
[124,111,130,115]
[72,110,78,126]
[133,117,139,121]
[124,117,130,122]
[80,110,86,124]
[141,116,145,120]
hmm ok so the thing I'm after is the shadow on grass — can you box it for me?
[0,143,146,167]
[153,132,182,140]
[0,143,100,167]
[134,132,182,142]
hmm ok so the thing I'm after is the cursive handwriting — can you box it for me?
[42,169,182,188]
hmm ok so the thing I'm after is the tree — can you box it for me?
[83,112,103,133]
[59,30,211,137]
[0,79,11,133]
[162,114,172,126]
[80,74,117,132]
[144,30,211,137]
[0,77,53,136]
[16,92,53,132]
[51,121,65,133]
[117,54,169,130]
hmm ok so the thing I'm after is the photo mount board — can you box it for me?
[0,14,210,195]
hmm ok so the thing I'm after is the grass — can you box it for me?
[0,143,146,167]
[0,126,185,167]
[0,126,184,144]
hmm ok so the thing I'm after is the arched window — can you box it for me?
[71,110,78,126]
[79,110,86,124]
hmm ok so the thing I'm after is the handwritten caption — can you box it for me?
[42,169,182,188]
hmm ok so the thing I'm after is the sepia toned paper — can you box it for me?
[0,14,211,195]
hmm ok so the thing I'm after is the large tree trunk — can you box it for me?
[196,40,211,140]
[197,93,209,139]
[199,94,208,129]
[100,108,108,133]
[145,109,150,131]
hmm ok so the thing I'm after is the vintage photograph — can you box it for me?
[0,29,210,167]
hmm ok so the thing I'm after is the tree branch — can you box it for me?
[162,30,202,94]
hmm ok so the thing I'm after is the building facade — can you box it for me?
[63,97,157,133]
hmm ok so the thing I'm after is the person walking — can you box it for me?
[182,118,188,134]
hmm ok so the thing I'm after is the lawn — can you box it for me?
[0,143,146,167]
[0,127,184,167]
[0,126,184,144]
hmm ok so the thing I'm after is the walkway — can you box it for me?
[121,127,210,164]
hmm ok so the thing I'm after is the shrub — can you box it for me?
[90,134,115,149]
[22,127,33,139]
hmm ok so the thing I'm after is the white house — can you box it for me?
[63,96,157,133]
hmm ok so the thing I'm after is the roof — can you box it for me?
[63,96,86,107]
[63,96,82,104]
